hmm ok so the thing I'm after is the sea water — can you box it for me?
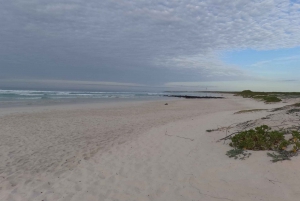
[0,89,219,107]
[0,90,218,100]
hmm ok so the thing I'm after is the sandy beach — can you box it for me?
[1,95,300,201]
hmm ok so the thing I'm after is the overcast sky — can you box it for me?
[1,0,300,91]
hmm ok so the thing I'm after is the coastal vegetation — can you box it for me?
[226,125,300,162]
[234,90,300,103]
[166,90,300,103]
[235,90,282,103]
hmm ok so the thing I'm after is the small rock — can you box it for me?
[286,144,295,152]
[284,134,293,141]
[165,103,168,105]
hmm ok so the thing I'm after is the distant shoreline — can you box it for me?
[163,95,224,99]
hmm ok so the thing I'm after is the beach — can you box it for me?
[1,95,300,201]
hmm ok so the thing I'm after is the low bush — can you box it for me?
[229,125,289,150]
[227,125,300,162]
[253,95,267,99]
[235,90,282,103]
[262,96,282,103]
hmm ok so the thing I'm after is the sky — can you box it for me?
[1,0,300,92]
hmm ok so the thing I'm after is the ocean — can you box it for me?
[0,89,220,108]
[0,90,216,101]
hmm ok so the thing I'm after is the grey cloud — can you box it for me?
[1,0,300,88]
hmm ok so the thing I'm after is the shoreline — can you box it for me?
[0,96,172,109]
[1,95,300,200]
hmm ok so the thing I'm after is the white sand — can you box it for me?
[0,95,300,201]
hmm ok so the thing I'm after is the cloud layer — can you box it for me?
[1,0,300,89]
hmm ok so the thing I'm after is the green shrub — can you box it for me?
[235,90,283,103]
[242,90,253,93]
[229,125,300,151]
[238,90,255,98]
[227,125,300,162]
[262,96,282,103]
[252,95,267,99]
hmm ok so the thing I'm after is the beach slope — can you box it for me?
[0,95,299,201]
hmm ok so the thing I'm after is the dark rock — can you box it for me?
[163,95,224,99]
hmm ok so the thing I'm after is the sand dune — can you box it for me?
[0,95,299,201]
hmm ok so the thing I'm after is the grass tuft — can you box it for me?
[267,151,292,162]
[226,149,251,160]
